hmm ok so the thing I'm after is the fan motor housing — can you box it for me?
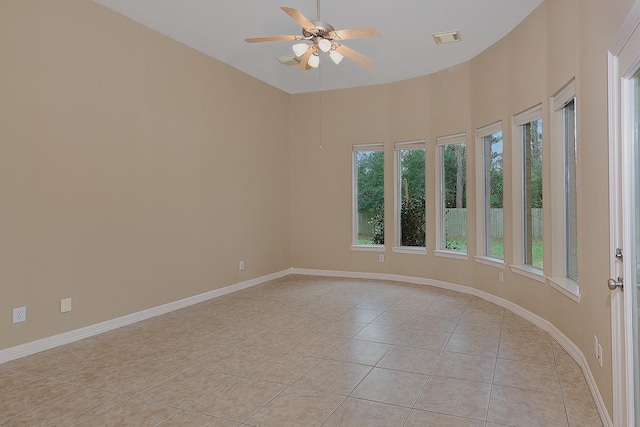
[303,20,335,39]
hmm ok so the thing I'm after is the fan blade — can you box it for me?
[298,48,314,70]
[334,44,374,67]
[330,27,381,40]
[281,7,316,31]
[245,35,301,43]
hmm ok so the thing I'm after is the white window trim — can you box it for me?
[353,143,386,152]
[476,122,503,140]
[392,246,428,255]
[511,104,543,274]
[473,256,506,269]
[435,133,467,254]
[509,263,545,283]
[393,139,426,251]
[352,143,385,247]
[548,276,581,303]
[513,104,543,126]
[550,79,580,301]
[553,80,576,111]
[437,133,467,145]
[395,140,426,150]
[351,245,386,252]
[475,121,503,262]
[435,250,469,260]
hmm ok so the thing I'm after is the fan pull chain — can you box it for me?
[319,57,323,150]
[318,91,323,150]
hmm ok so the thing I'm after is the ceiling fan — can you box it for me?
[244,3,381,70]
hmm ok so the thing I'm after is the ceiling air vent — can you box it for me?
[277,55,301,66]
[432,30,462,45]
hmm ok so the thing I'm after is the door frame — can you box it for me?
[609,2,640,425]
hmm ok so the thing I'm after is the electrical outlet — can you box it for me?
[498,272,504,283]
[61,298,72,313]
[378,254,384,262]
[239,260,245,270]
[594,335,604,367]
[12,306,26,324]
[598,343,603,367]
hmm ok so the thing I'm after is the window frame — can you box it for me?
[435,133,468,259]
[474,121,505,268]
[351,143,386,252]
[393,139,427,255]
[510,105,545,282]
[549,79,580,302]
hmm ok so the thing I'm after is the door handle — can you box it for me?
[608,277,624,290]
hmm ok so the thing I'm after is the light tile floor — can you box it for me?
[0,275,603,426]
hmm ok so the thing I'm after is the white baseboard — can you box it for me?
[476,289,612,427]
[0,268,293,365]
[292,268,612,427]
[290,268,473,295]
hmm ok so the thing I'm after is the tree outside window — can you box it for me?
[398,147,426,247]
[354,148,384,245]
[441,142,467,252]
[523,119,543,268]
[483,131,504,259]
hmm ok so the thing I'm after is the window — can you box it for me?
[524,118,543,268]
[476,122,504,262]
[549,79,579,301]
[394,140,426,250]
[512,105,543,276]
[564,98,578,281]
[436,133,467,255]
[353,144,385,248]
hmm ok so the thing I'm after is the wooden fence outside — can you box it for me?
[359,208,543,239]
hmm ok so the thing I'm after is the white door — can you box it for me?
[609,3,640,425]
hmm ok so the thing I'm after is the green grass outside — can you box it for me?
[360,235,543,269]
[444,237,467,253]
[526,239,544,268]
[358,236,375,245]
[488,238,504,260]
[446,237,543,268]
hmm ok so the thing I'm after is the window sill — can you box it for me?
[351,245,386,252]
[434,250,468,260]
[509,264,545,283]
[473,256,505,269]
[548,277,581,304]
[392,246,428,255]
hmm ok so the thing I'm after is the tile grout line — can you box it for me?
[552,338,573,427]
[486,315,505,425]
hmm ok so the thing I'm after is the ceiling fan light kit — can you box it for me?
[318,38,332,53]
[244,3,380,70]
[292,42,310,57]
[328,49,344,65]
[308,53,320,68]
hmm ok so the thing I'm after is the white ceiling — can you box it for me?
[92,0,543,94]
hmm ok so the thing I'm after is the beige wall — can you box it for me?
[0,0,291,348]
[290,0,634,417]
[1,0,637,420]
